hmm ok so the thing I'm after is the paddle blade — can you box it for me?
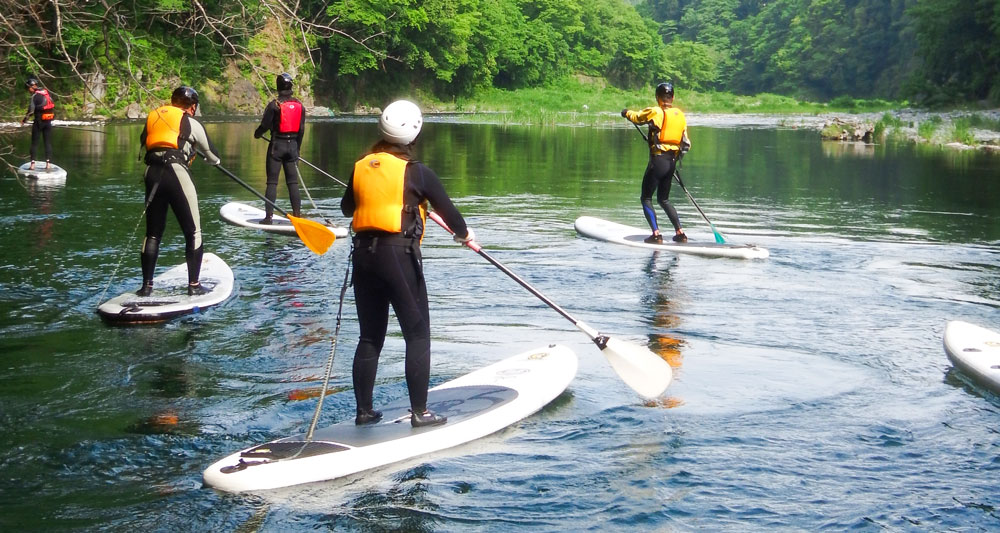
[288,215,336,255]
[601,337,673,398]
[712,228,726,244]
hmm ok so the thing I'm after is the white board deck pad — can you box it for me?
[944,320,1000,395]
[575,216,769,259]
[17,162,67,181]
[97,252,234,324]
[220,201,348,238]
[203,344,578,492]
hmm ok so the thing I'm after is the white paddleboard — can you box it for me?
[944,320,1000,395]
[203,344,578,492]
[575,216,769,259]
[220,201,348,238]
[17,162,67,181]
[97,252,234,324]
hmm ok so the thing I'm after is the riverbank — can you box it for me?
[3,109,999,153]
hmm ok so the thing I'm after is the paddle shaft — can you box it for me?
[55,125,108,135]
[672,170,715,230]
[262,135,347,188]
[428,212,608,348]
[197,149,290,218]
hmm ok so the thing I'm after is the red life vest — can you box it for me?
[278,100,302,134]
[36,88,55,120]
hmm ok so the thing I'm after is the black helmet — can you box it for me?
[655,82,674,101]
[171,86,199,108]
[276,73,293,91]
[25,77,39,89]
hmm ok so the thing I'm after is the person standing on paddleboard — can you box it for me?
[20,77,55,170]
[137,86,221,297]
[341,99,475,428]
[622,82,691,243]
[253,73,305,224]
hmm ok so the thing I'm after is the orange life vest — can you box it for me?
[144,105,186,150]
[36,88,55,121]
[651,106,686,151]
[351,152,426,235]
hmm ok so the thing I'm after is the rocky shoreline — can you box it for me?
[3,109,999,152]
[688,110,1000,152]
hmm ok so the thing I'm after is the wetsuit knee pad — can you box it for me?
[141,236,160,256]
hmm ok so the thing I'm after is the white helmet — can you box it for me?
[379,100,423,145]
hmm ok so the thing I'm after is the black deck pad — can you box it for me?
[285,385,518,450]
[241,441,350,461]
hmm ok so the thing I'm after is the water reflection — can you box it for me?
[820,140,876,159]
[642,253,686,408]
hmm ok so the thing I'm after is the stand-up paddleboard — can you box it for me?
[17,162,67,182]
[97,253,234,324]
[220,201,348,238]
[204,344,578,492]
[575,216,769,259]
[944,320,1000,395]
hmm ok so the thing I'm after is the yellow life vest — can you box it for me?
[145,105,186,150]
[654,106,686,150]
[351,152,426,234]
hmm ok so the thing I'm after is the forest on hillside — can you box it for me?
[1,0,997,115]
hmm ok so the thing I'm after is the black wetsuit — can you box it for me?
[640,153,680,232]
[26,91,53,163]
[138,111,220,288]
[341,145,469,415]
[253,90,305,219]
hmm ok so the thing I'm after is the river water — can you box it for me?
[2,118,999,531]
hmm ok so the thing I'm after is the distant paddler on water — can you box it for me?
[20,77,56,171]
[253,73,306,225]
[622,82,692,244]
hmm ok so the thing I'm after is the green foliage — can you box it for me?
[874,112,902,141]
[918,116,942,141]
[4,0,996,115]
[960,114,1000,132]
[907,0,1000,105]
[951,118,976,145]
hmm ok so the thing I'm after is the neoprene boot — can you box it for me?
[187,282,209,296]
[411,409,447,428]
[136,280,153,297]
[644,233,663,244]
[355,408,383,425]
[672,232,688,243]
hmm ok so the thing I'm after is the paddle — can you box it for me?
[629,122,726,244]
[198,150,336,255]
[258,136,338,226]
[297,155,348,188]
[261,135,348,188]
[672,169,726,244]
[428,211,672,398]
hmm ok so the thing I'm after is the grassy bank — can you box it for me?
[437,79,905,127]
[432,80,999,150]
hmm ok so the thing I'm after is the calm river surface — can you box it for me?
[2,117,999,531]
